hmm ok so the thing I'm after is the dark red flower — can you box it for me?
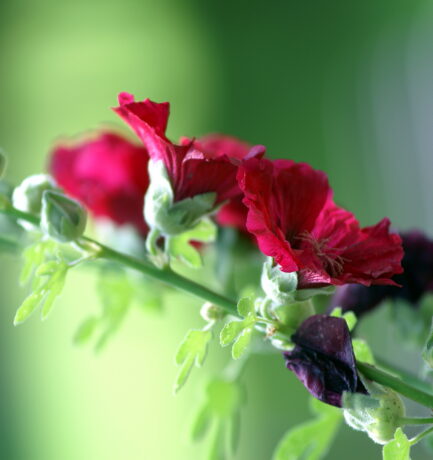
[237,158,403,289]
[49,131,149,235]
[284,314,367,407]
[330,230,433,317]
[113,93,264,206]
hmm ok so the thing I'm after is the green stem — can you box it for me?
[96,243,237,316]
[410,425,433,445]
[357,362,433,409]
[375,356,433,395]
[400,417,433,425]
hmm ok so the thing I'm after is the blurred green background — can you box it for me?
[1,0,433,458]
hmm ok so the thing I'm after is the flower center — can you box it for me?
[295,231,349,277]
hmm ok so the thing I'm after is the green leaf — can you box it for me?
[232,326,253,360]
[14,291,44,325]
[191,405,212,441]
[15,258,69,325]
[273,398,342,460]
[237,297,254,317]
[382,428,411,460]
[20,241,55,285]
[220,320,246,347]
[94,271,133,351]
[190,378,245,458]
[74,317,99,345]
[174,329,212,393]
[331,307,357,331]
[352,338,375,365]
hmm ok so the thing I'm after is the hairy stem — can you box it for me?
[410,425,433,445]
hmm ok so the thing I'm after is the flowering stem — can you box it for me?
[3,203,433,409]
[357,362,433,409]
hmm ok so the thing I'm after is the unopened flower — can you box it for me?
[237,158,403,289]
[330,230,433,317]
[114,93,264,208]
[284,315,367,407]
[50,132,150,235]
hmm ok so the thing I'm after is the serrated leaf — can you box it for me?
[382,428,411,460]
[237,297,254,318]
[74,317,99,345]
[174,329,212,393]
[232,326,253,360]
[352,338,375,365]
[220,320,246,347]
[273,398,342,460]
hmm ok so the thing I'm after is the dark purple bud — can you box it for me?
[284,315,367,407]
[329,230,433,318]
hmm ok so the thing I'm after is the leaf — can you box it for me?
[237,297,254,317]
[273,398,342,460]
[232,326,253,359]
[74,317,99,345]
[190,405,212,441]
[174,329,212,393]
[190,378,245,458]
[382,428,411,460]
[330,307,357,331]
[352,338,375,365]
[15,259,69,325]
[94,271,134,351]
[20,240,55,285]
[220,321,246,347]
[14,291,44,325]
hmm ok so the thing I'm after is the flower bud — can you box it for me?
[40,190,87,242]
[12,174,57,229]
[200,302,224,322]
[261,257,298,304]
[344,387,405,444]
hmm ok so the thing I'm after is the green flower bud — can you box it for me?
[200,302,224,322]
[12,174,57,229]
[261,257,298,304]
[40,190,87,242]
[343,387,405,445]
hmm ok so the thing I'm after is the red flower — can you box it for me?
[49,131,149,235]
[237,158,403,289]
[113,93,264,206]
[180,134,256,234]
